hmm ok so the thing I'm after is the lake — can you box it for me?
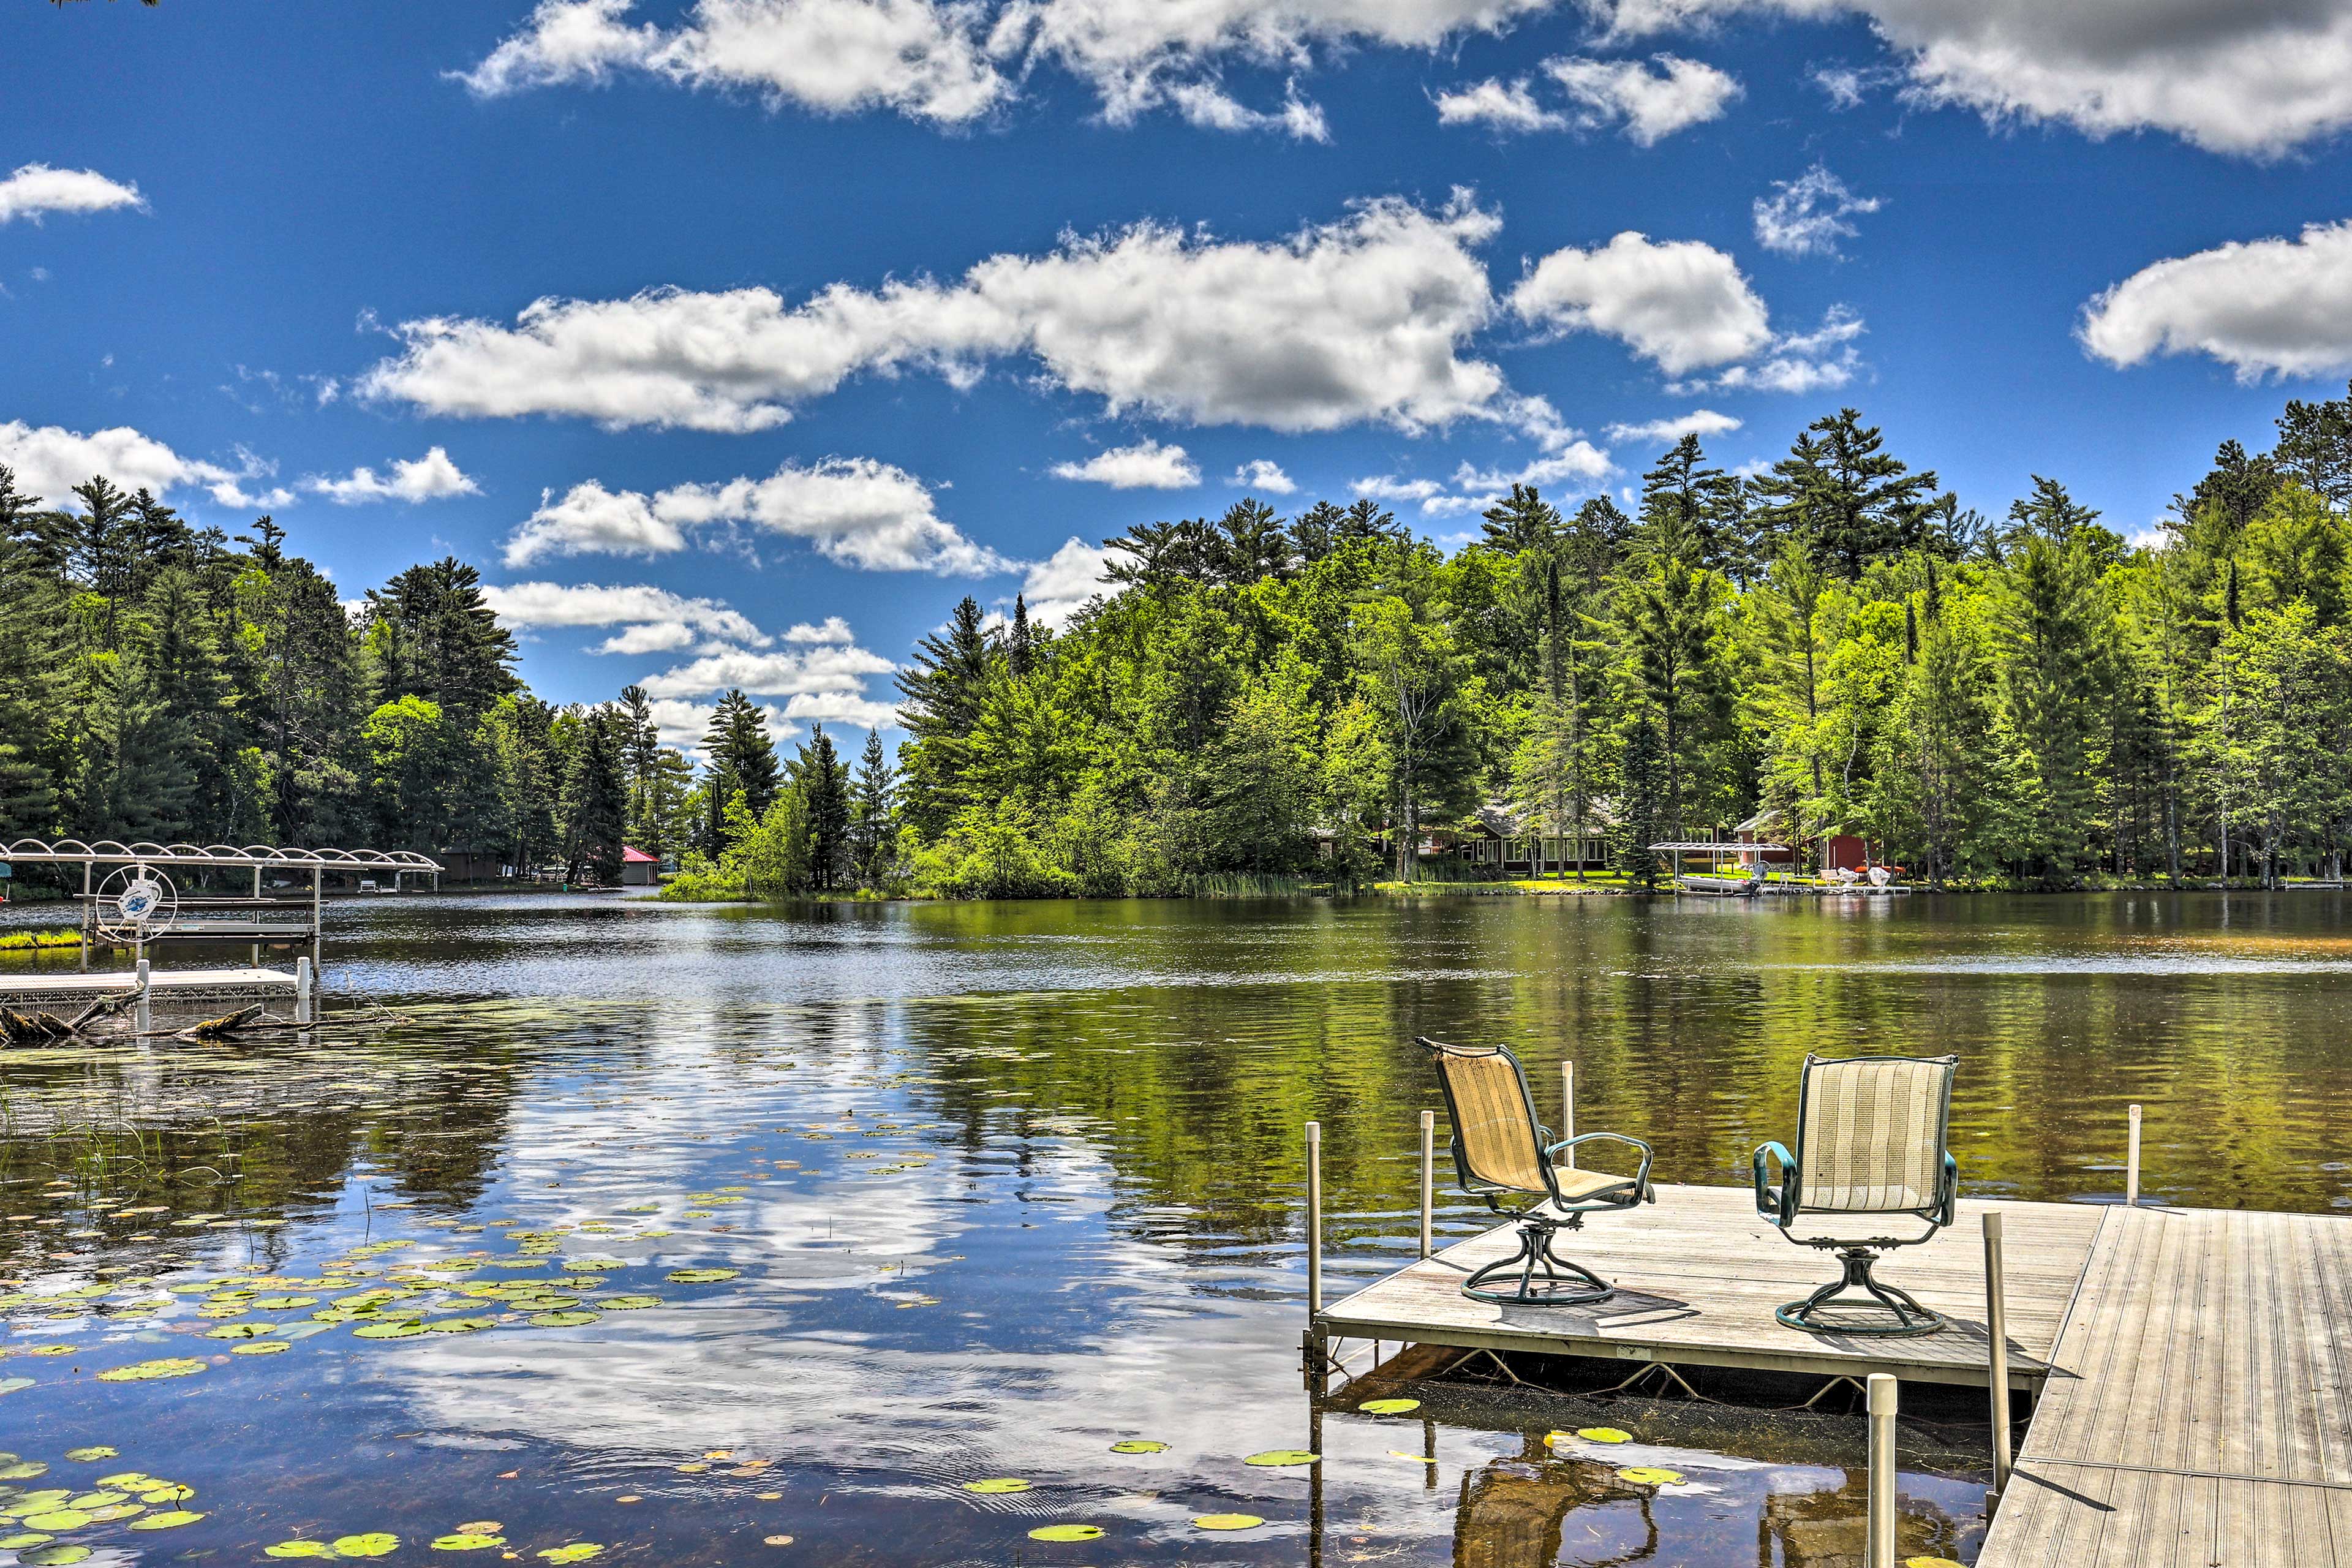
[4,889,2350,1568]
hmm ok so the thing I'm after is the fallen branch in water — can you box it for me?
[178,1002,264,1039]
[66,990,139,1032]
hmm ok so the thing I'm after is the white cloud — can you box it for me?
[1354,435,1613,518]
[1434,78,1567,132]
[1017,537,1118,627]
[1592,0,2352,157]
[362,197,1513,438]
[1752,164,1882,258]
[785,615,857,643]
[459,0,1558,132]
[1510,231,1771,373]
[1049,439,1200,489]
[1544,55,1740,144]
[478,581,771,655]
[0,164,147,225]
[455,0,1005,123]
[2079,221,2352,381]
[638,640,897,699]
[1230,458,1295,494]
[0,420,290,510]
[1604,408,1742,444]
[1695,305,1866,393]
[503,458,1005,575]
[304,445,481,504]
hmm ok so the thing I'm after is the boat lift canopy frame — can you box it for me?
[1,839,442,872]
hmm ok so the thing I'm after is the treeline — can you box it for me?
[889,385,2352,894]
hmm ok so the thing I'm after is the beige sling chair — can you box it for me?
[1753,1052,1959,1336]
[1417,1038,1653,1306]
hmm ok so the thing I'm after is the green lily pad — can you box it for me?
[0,1537,55,1553]
[22,1511,92,1531]
[1027,1524,1102,1542]
[233,1340,292,1356]
[21,1545,91,1566]
[1242,1450,1319,1467]
[598,1295,661,1310]
[331,1534,400,1557]
[536,1545,601,1562]
[353,1322,425,1340]
[1574,1427,1632,1444]
[96,1357,205,1382]
[84,1503,145,1522]
[664,1268,739,1284]
[61,1449,116,1464]
[1616,1467,1683,1487]
[1108,1440,1167,1454]
[95,1474,148,1488]
[266,1542,337,1558]
[527,1311,600,1328]
[427,1317,494,1334]
[0,1463,50,1480]
[1193,1514,1264,1531]
[205,1322,274,1340]
[1357,1398,1420,1415]
[960,1478,1030,1494]
[64,1494,126,1510]
[138,1485,195,1503]
[129,1509,207,1529]
[430,1533,505,1550]
[254,1297,320,1310]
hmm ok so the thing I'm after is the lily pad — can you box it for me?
[960,1478,1030,1494]
[598,1296,661,1310]
[527,1311,600,1328]
[21,1511,92,1531]
[332,1534,400,1557]
[1192,1514,1264,1531]
[254,1297,320,1310]
[83,1504,145,1522]
[1615,1467,1683,1487]
[664,1269,739,1284]
[1242,1450,1318,1467]
[94,1474,149,1488]
[265,1541,337,1558]
[0,1463,50,1480]
[427,1317,494,1334]
[21,1545,91,1566]
[1108,1440,1166,1454]
[138,1486,195,1504]
[1574,1427,1632,1444]
[97,1357,205,1382]
[353,1322,426,1340]
[0,1534,51,1550]
[1905,1559,1968,1568]
[129,1509,207,1529]
[233,1340,292,1356]
[1027,1525,1102,1542]
[537,1547,602,1563]
[61,1450,117,1464]
[205,1322,274,1340]
[64,1494,125,1510]
[1356,1399,1420,1415]
[430,1533,506,1550]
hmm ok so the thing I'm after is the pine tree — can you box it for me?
[1638,436,1750,580]
[847,728,897,889]
[794,724,852,891]
[1478,484,1561,556]
[1749,409,1939,578]
[895,595,996,835]
[565,706,629,884]
[1615,716,1667,889]
[1213,499,1294,583]
[701,690,780,849]
[1994,532,2109,880]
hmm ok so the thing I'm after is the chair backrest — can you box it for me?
[1794,1053,1956,1215]
[1421,1039,1549,1196]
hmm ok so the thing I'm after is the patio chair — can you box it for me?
[1417,1037,1654,1306]
[1753,1052,1959,1336]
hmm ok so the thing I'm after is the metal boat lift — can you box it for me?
[1647,839,1790,895]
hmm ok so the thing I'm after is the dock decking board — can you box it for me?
[1324,1185,2352,1564]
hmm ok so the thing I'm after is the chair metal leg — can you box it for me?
[1462,1213,1614,1306]
[1776,1246,1947,1336]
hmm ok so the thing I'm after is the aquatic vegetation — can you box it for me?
[1026,1524,1101,1541]
[1241,1450,1318,1467]
[1355,1398,1419,1415]
[1192,1514,1264,1530]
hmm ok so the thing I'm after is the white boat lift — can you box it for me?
[1648,839,1789,895]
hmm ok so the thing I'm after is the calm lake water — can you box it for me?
[5,889,2351,1568]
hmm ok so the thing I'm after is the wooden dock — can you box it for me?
[1318,1184,2352,1566]
[0,967,298,1009]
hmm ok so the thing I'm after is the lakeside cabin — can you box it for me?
[1449,805,1613,876]
[1733,810,1871,875]
[619,846,661,886]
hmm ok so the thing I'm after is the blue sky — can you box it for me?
[7,0,2352,744]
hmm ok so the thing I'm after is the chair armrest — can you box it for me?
[1547,1131,1655,1202]
[1936,1151,1959,1227]
[1754,1141,1797,1226]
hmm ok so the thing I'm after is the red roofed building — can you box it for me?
[619,845,661,886]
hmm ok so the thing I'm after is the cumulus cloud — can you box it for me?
[1510,231,1771,374]
[0,420,291,510]
[1593,0,2352,157]
[459,0,1558,132]
[1017,537,1118,628]
[478,581,771,657]
[1752,164,1881,258]
[1354,435,1613,517]
[0,164,148,225]
[1049,439,1200,489]
[2080,221,2352,381]
[361,197,1513,438]
[1604,408,1742,444]
[503,456,1006,575]
[1691,305,1866,393]
[785,614,857,643]
[304,446,481,504]
[638,640,897,700]
[1437,54,1736,141]
[1231,458,1295,494]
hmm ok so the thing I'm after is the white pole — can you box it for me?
[295,957,314,1025]
[1984,1213,2012,1505]
[1867,1373,1898,1568]
[1419,1109,1434,1260]
[1561,1060,1576,1170]
[135,957,151,1035]
[1305,1121,1324,1319]
[2126,1104,2142,1207]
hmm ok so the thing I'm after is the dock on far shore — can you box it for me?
[1316,1182,2352,1564]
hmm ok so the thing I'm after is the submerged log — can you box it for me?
[2,1008,49,1045]
[65,990,140,1033]
[179,1002,265,1039]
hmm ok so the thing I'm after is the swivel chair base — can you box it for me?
[1463,1212,1615,1307]
[1776,1246,1945,1336]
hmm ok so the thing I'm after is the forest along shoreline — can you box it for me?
[2,381,2346,907]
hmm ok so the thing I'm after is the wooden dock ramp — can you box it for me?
[1321,1184,2352,1565]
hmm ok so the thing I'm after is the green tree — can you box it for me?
[1749,409,1939,578]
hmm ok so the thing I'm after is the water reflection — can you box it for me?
[4,891,2348,1567]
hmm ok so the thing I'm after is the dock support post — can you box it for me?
[1984,1212,2012,1508]
[1867,1373,1898,1568]
[295,957,314,1025]
[1561,1060,1575,1169]
[1305,1120,1323,1317]
[135,957,151,1035]
[1419,1110,1434,1260]
[80,861,91,971]
[2126,1104,2142,1207]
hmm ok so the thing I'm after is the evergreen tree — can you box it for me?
[565,706,630,884]
[701,690,780,849]
[1749,410,1939,578]
[1638,437,1751,579]
[847,728,897,889]
[1478,484,1561,556]
[1213,499,1294,582]
[1615,716,1667,889]
[1992,533,2109,880]
[794,724,853,891]
[895,595,996,835]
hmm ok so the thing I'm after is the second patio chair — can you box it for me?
[1417,1036,1654,1306]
